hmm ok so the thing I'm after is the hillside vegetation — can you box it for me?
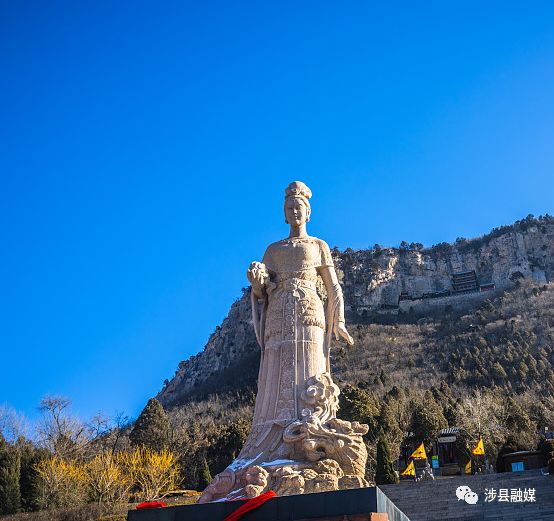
[159,280,554,489]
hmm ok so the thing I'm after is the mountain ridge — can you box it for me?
[157,214,554,409]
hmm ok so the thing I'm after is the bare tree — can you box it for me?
[88,412,110,440]
[90,411,132,456]
[457,390,501,440]
[108,411,132,455]
[0,404,28,442]
[36,395,89,459]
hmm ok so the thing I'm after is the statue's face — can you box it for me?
[285,197,309,226]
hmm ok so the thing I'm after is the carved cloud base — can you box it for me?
[198,454,369,503]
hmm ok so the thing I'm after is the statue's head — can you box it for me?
[284,181,312,225]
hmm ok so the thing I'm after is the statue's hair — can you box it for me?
[285,180,312,201]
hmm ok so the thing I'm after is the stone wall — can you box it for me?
[396,288,501,315]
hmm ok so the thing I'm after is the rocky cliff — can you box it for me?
[339,218,553,316]
[157,215,554,408]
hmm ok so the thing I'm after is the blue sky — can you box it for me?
[1,1,553,426]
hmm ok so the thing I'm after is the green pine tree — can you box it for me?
[338,385,379,437]
[197,453,212,490]
[129,398,171,451]
[491,362,508,383]
[18,440,48,512]
[410,392,448,445]
[0,434,21,515]
[207,419,250,475]
[375,431,399,485]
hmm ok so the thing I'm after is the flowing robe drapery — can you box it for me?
[239,236,339,465]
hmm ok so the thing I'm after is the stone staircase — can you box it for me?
[379,470,554,521]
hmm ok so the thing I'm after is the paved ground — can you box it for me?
[379,470,554,521]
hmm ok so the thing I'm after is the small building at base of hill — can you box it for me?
[500,450,546,473]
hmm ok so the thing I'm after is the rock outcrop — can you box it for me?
[339,222,553,316]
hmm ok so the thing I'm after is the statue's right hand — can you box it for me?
[247,262,269,293]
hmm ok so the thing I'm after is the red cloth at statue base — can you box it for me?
[223,490,277,521]
[136,501,167,509]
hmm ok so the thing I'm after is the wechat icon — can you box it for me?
[456,485,479,505]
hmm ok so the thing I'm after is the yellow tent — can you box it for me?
[410,442,427,460]
[465,460,472,474]
[472,438,485,456]
[401,460,415,477]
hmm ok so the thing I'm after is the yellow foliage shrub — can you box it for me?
[120,447,179,501]
[87,452,132,504]
[34,447,180,507]
[35,456,89,509]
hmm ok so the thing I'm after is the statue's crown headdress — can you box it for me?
[285,181,312,200]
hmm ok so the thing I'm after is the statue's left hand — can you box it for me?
[334,322,354,346]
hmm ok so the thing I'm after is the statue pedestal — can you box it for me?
[127,487,406,521]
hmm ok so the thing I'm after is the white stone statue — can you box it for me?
[198,181,368,503]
